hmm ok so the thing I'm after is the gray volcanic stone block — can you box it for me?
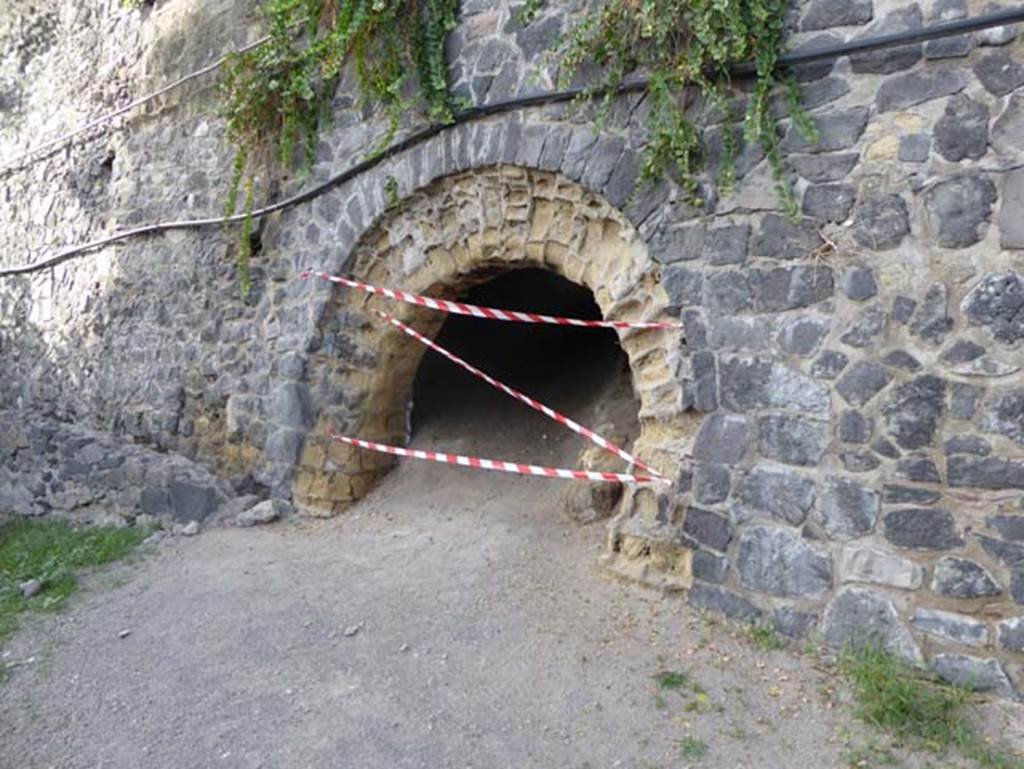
[839,411,873,444]
[950,383,982,419]
[694,414,750,464]
[772,608,820,640]
[911,283,953,345]
[719,358,829,413]
[872,438,901,459]
[1001,170,1024,250]
[841,267,878,300]
[883,376,945,450]
[688,582,763,622]
[705,223,750,265]
[692,549,730,584]
[683,350,719,413]
[898,134,930,162]
[989,515,1024,542]
[823,588,921,662]
[705,271,753,314]
[709,317,773,350]
[852,195,910,250]
[734,467,817,525]
[757,415,828,467]
[841,451,881,472]
[883,351,922,372]
[944,436,991,456]
[911,608,988,646]
[998,617,1024,653]
[837,361,893,406]
[803,184,856,222]
[812,350,849,380]
[895,457,941,483]
[839,545,924,590]
[925,35,971,59]
[882,485,941,505]
[662,266,703,307]
[751,214,823,259]
[963,271,1024,343]
[751,266,834,312]
[876,70,966,111]
[650,223,704,264]
[737,525,833,598]
[850,6,923,74]
[977,535,1024,568]
[273,383,314,429]
[789,153,859,183]
[932,556,1002,598]
[974,50,1024,96]
[983,391,1024,446]
[781,108,869,153]
[922,175,997,249]
[932,655,1016,697]
[819,476,880,539]
[992,94,1024,156]
[693,464,730,505]
[800,0,873,30]
[949,456,1024,489]
[779,316,830,356]
[941,339,985,363]
[840,304,886,347]
[934,94,990,162]
[893,296,917,324]
[884,508,964,550]
[1013,571,1024,604]
[682,506,732,552]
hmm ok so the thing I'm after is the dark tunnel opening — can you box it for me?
[409,268,640,468]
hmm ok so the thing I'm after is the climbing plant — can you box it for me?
[217,0,808,292]
[218,0,459,295]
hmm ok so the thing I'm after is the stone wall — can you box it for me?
[1,0,1023,696]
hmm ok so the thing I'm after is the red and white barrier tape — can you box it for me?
[329,434,668,484]
[375,310,668,481]
[300,270,684,330]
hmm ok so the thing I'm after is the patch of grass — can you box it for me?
[840,644,1024,769]
[843,740,903,768]
[748,622,784,651]
[0,519,151,647]
[656,670,690,691]
[679,736,708,761]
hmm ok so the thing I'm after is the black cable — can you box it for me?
[3,5,1023,278]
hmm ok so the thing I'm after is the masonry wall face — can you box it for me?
[2,0,1024,697]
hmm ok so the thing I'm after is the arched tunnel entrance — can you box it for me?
[409,268,641,499]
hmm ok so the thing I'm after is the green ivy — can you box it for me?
[217,0,808,290]
[550,0,815,213]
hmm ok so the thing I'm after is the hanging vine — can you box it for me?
[217,0,809,292]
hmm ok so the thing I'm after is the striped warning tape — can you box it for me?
[329,434,668,484]
[300,270,684,330]
[375,310,668,481]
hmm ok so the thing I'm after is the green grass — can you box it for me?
[679,736,708,761]
[0,518,151,647]
[656,670,690,691]
[840,644,1024,769]
[748,623,785,651]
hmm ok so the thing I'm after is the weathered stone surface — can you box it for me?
[692,549,730,584]
[682,351,719,413]
[898,134,930,162]
[1001,170,1024,250]
[951,383,982,420]
[932,556,1002,598]
[895,457,941,483]
[922,175,997,249]
[839,410,873,444]
[809,351,846,381]
[789,153,859,183]
[911,283,953,345]
[1012,571,1024,604]
[719,358,829,413]
[932,655,1016,697]
[893,296,917,324]
[705,223,750,266]
[683,506,732,553]
[688,582,763,622]
[841,267,878,301]
[882,376,945,450]
[705,271,754,314]
[141,480,221,523]
[823,588,921,662]
[977,534,1024,567]
[839,545,924,590]
[757,415,828,467]
[694,414,750,464]
[998,617,1024,653]
[734,467,817,525]
[982,391,1024,446]
[781,108,869,154]
[236,498,291,527]
[650,223,704,264]
[872,438,900,459]
[840,304,886,347]
[911,608,988,647]
[883,485,941,505]
[800,0,872,30]
[751,214,823,259]
[949,456,1024,489]
[274,383,314,429]
[989,515,1024,542]
[883,351,922,372]
[924,34,971,59]
[933,94,990,161]
[992,93,1024,157]
[772,608,820,640]
[884,508,964,550]
[662,266,703,307]
[819,477,880,540]
[803,184,855,222]
[974,50,1024,96]
[852,195,910,251]
[779,316,830,357]
[751,266,835,312]
[693,464,731,505]
[841,451,881,473]
[941,339,985,364]
[850,6,923,74]
[837,361,893,406]
[738,525,833,598]
[963,271,1024,343]
[944,435,991,456]
[876,69,966,111]
[709,317,773,351]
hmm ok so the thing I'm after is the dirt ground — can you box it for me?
[2,332,1023,769]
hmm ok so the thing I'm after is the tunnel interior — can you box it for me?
[409,268,641,468]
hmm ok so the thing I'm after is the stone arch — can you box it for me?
[291,166,692,515]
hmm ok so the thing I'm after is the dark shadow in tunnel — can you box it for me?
[409,268,639,466]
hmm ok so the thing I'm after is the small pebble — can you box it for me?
[181,521,200,537]
[19,579,42,598]
[400,643,410,653]
[343,624,361,637]
[118,629,132,639]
